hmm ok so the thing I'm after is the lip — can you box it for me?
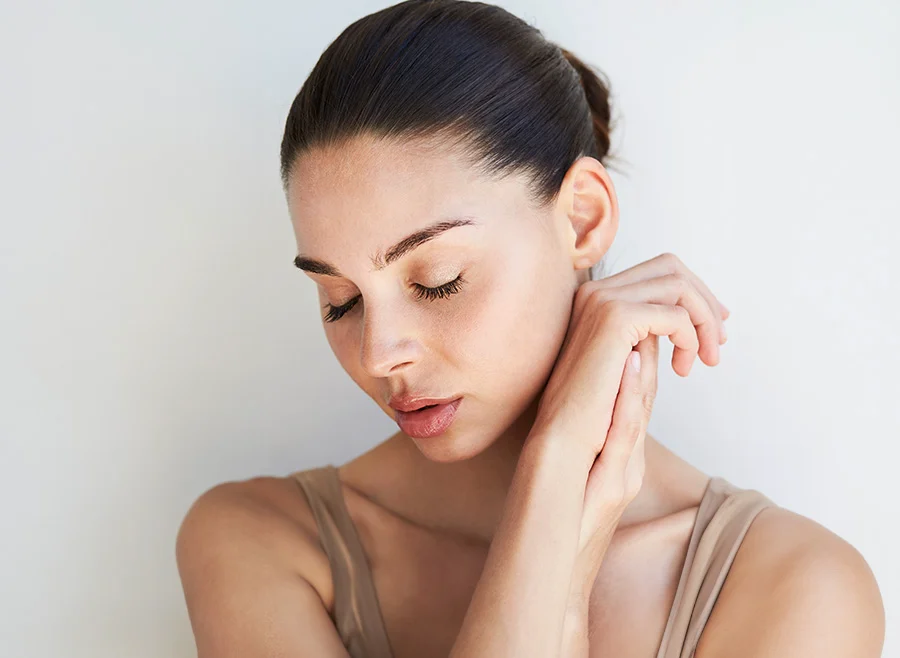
[388,394,461,413]
[393,397,463,439]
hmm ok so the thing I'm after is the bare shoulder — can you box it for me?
[176,473,346,657]
[696,504,885,658]
[176,473,333,592]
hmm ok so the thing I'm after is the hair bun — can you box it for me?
[559,47,613,163]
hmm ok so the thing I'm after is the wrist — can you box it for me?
[523,423,596,474]
[566,588,591,621]
[561,595,591,657]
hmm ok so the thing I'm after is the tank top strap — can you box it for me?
[656,476,777,658]
[291,465,394,658]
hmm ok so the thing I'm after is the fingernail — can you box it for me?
[720,324,728,344]
[630,351,641,372]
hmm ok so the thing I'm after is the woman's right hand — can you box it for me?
[525,253,728,592]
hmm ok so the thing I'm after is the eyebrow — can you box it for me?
[293,216,479,277]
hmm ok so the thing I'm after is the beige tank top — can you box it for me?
[291,465,776,658]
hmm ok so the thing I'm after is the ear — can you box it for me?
[555,156,619,273]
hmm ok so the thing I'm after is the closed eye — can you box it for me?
[322,274,466,323]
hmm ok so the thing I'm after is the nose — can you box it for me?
[358,302,420,378]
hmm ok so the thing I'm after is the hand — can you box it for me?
[591,252,729,374]
[527,253,729,606]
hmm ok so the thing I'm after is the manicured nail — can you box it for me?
[630,351,641,372]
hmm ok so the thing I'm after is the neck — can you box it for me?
[379,399,691,545]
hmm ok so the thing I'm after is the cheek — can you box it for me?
[462,257,573,392]
[326,327,358,380]
[320,308,366,385]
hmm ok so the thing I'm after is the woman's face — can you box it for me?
[286,133,605,462]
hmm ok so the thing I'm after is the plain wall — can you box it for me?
[2,0,897,656]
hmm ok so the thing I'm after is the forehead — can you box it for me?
[287,134,485,222]
[286,134,529,256]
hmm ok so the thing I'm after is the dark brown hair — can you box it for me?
[280,0,620,274]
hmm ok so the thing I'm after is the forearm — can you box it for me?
[449,434,590,658]
[558,534,611,658]
[557,481,622,657]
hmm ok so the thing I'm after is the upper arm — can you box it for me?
[175,480,351,658]
[697,506,886,658]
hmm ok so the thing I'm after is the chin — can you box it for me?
[408,430,496,463]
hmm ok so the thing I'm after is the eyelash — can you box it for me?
[322,274,466,323]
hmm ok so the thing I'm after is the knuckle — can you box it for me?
[574,280,595,304]
[590,286,610,305]
[659,252,682,271]
[582,283,610,309]
[628,383,644,401]
[641,390,656,415]
[591,289,618,306]
[592,298,646,346]
[665,271,690,293]
[595,298,628,323]
[623,419,643,443]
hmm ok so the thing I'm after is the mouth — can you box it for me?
[393,397,463,439]
[388,394,462,413]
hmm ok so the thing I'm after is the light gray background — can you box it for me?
[2,1,897,656]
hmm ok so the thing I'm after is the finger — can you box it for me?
[637,332,659,402]
[594,347,646,475]
[583,335,656,527]
[607,300,699,378]
[668,259,729,345]
[625,334,656,471]
[582,348,642,522]
[620,337,653,488]
[590,255,669,288]
[573,300,698,428]
[598,254,729,345]
[593,274,720,368]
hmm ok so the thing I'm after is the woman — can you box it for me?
[175,1,885,656]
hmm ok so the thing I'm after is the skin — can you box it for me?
[176,132,885,657]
